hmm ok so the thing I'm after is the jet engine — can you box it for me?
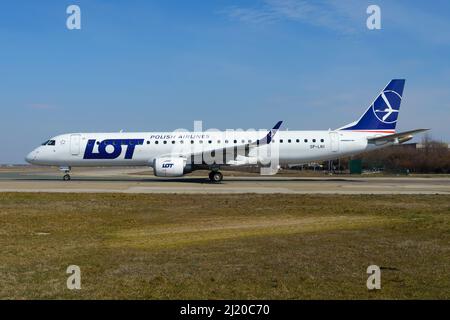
[152,157,192,177]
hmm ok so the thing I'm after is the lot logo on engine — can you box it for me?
[162,162,174,168]
[84,139,144,159]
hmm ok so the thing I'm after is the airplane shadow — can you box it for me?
[5,176,366,184]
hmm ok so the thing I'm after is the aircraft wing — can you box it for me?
[157,121,283,166]
[367,129,429,144]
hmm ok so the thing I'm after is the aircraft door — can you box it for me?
[70,134,81,155]
[330,132,339,152]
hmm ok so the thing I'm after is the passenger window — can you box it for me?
[155,141,159,144]
[180,140,184,144]
[171,141,175,144]
[304,139,308,143]
[320,139,324,143]
[234,140,237,144]
[288,139,291,143]
[241,140,245,143]
[217,140,221,144]
[163,141,167,144]
[313,139,316,143]
[279,139,283,143]
[208,140,212,144]
[191,140,194,144]
[296,139,300,143]
[225,140,229,144]
[146,141,150,145]
[199,140,203,144]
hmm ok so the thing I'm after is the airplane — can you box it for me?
[26,79,428,182]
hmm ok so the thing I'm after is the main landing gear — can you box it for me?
[60,166,71,181]
[208,170,223,183]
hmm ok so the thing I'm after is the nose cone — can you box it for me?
[25,151,36,164]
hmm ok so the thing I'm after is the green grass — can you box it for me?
[0,193,449,299]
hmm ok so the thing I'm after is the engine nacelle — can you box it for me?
[153,157,191,177]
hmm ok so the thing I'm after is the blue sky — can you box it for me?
[1,0,449,163]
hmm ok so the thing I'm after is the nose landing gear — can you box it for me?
[59,166,71,181]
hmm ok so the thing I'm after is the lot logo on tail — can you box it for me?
[84,139,144,160]
[372,90,401,124]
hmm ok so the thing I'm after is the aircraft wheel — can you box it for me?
[209,171,223,183]
[63,174,71,181]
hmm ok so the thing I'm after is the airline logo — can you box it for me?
[372,90,402,124]
[162,161,174,168]
[83,139,144,159]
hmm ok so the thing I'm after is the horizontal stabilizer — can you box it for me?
[367,129,429,144]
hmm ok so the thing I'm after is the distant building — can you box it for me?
[393,142,449,150]
[393,143,418,150]
[415,143,450,149]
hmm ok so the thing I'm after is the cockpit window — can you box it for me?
[41,140,56,146]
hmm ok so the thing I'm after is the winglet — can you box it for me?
[257,121,283,145]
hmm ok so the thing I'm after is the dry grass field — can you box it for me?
[0,193,449,299]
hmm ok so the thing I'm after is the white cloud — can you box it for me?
[222,0,363,34]
[222,0,450,44]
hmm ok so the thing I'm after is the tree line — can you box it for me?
[352,136,450,173]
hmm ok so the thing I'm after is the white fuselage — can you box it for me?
[26,130,386,168]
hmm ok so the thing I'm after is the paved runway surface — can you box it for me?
[1,167,449,194]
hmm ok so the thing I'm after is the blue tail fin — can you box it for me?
[338,79,405,132]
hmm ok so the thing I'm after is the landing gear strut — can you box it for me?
[60,166,71,181]
[209,171,223,183]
